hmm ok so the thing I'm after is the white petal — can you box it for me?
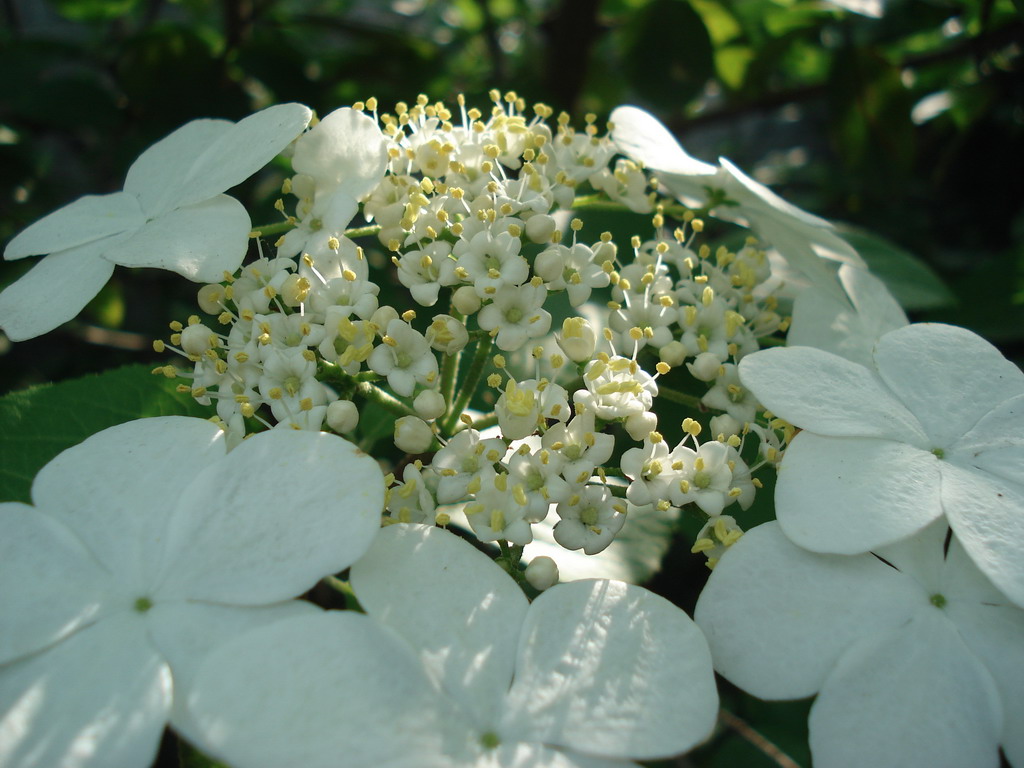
[292,107,389,201]
[350,524,529,723]
[609,106,717,184]
[155,429,384,604]
[0,614,172,768]
[953,392,1024,486]
[4,192,143,260]
[482,743,638,768]
[123,119,233,217]
[501,580,718,760]
[694,522,922,700]
[0,242,116,341]
[719,156,832,229]
[809,608,1002,768]
[0,503,114,665]
[737,345,926,441]
[776,433,943,554]
[171,103,313,208]
[945,540,1024,767]
[942,461,1024,609]
[31,416,226,587]
[788,264,907,367]
[184,612,469,768]
[147,600,318,743]
[871,516,950,590]
[101,195,251,281]
[873,323,1024,448]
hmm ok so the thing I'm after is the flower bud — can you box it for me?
[394,415,434,454]
[534,246,567,283]
[525,556,559,591]
[687,351,723,382]
[659,340,688,368]
[451,286,482,315]
[414,390,447,421]
[180,323,217,356]
[556,317,597,363]
[524,213,556,244]
[326,400,359,433]
[624,410,658,441]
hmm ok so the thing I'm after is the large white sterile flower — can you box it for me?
[695,521,1023,768]
[788,263,908,366]
[0,416,384,768]
[609,105,863,301]
[185,524,719,768]
[738,322,1024,607]
[0,104,312,341]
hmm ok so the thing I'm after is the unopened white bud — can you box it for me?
[452,285,482,314]
[524,214,557,244]
[197,284,225,315]
[710,413,743,439]
[659,340,688,368]
[687,351,723,382]
[525,556,559,591]
[394,415,434,454]
[326,400,359,433]
[556,317,597,363]
[414,390,447,421]
[624,410,658,441]
[534,246,567,283]
[180,324,216,356]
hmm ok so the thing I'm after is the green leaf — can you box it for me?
[619,0,714,109]
[835,224,956,311]
[0,364,214,503]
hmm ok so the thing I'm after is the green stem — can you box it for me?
[249,220,292,238]
[249,221,382,240]
[355,380,418,419]
[441,335,493,435]
[656,385,704,410]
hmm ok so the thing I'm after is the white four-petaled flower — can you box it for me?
[0,416,384,768]
[185,524,720,768]
[0,104,312,340]
[738,322,1024,608]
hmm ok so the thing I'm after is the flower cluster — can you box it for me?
[2,92,1021,768]
[149,94,799,566]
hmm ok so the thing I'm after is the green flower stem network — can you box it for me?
[0,90,1021,768]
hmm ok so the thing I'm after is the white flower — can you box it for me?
[695,521,1023,768]
[477,283,552,352]
[184,524,720,767]
[495,378,568,441]
[574,355,657,421]
[0,416,384,768]
[553,485,627,555]
[464,473,535,545]
[609,105,863,302]
[0,104,312,340]
[738,322,1024,607]
[788,263,908,367]
[367,319,438,397]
